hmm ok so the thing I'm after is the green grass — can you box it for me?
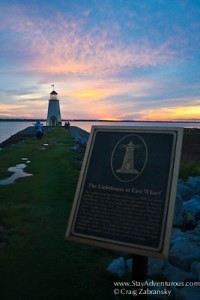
[179,128,200,179]
[0,128,124,300]
[179,161,200,179]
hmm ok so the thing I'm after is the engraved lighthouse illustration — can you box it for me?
[116,141,139,174]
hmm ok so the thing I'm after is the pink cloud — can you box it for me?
[1,4,179,76]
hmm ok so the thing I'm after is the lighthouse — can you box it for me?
[116,141,139,174]
[46,87,62,126]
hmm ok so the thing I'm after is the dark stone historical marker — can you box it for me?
[66,126,183,258]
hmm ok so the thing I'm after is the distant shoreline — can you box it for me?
[1,119,200,145]
[0,118,200,124]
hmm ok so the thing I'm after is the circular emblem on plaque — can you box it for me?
[111,134,148,182]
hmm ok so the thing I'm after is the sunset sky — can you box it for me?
[0,0,200,120]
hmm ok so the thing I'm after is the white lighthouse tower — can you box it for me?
[46,87,62,126]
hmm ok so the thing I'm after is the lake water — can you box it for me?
[0,120,200,144]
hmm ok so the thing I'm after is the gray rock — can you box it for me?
[190,261,200,280]
[126,258,132,273]
[169,239,200,271]
[107,257,126,277]
[148,257,165,278]
[183,223,200,245]
[69,126,89,144]
[170,228,186,244]
[186,176,200,189]
[162,261,196,282]
[177,183,195,201]
[173,194,184,227]
[175,286,200,300]
[181,211,197,230]
[183,195,200,219]
[193,222,200,242]
[196,212,200,222]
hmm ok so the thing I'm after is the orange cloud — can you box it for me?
[60,77,151,101]
[136,105,200,121]
[71,89,107,99]
[0,104,31,117]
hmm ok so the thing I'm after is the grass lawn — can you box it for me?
[0,128,122,300]
[179,128,200,179]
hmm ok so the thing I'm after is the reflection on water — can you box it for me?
[0,163,32,185]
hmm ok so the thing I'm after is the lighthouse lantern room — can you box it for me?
[46,87,62,126]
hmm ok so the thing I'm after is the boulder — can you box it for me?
[107,257,126,277]
[148,257,165,278]
[169,239,200,271]
[177,182,195,201]
[182,195,200,219]
[186,176,200,190]
[162,261,196,282]
[175,286,200,300]
[190,261,200,280]
[181,211,197,231]
[173,194,184,227]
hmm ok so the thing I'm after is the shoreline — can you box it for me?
[1,121,200,146]
[0,118,200,123]
[0,126,36,149]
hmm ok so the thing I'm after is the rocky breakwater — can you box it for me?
[107,177,200,299]
[165,176,200,299]
[69,126,89,169]
[0,126,53,149]
[0,126,36,149]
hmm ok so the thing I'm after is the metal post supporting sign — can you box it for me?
[132,254,148,299]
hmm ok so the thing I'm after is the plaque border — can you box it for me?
[66,126,183,259]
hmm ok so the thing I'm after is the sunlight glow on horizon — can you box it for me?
[0,0,199,121]
[1,96,200,121]
[136,105,200,121]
